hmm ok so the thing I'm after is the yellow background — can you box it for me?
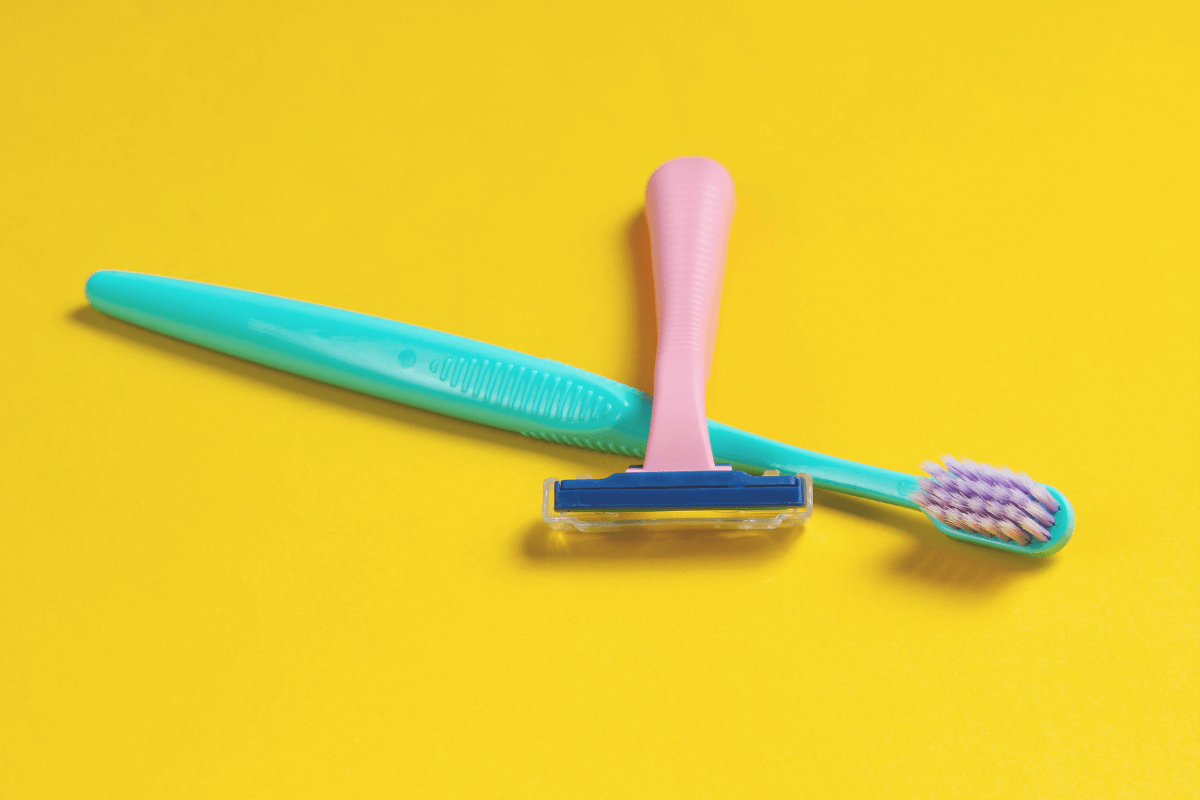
[2,1,1197,797]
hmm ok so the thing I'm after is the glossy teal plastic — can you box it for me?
[85,270,654,455]
[85,270,1074,556]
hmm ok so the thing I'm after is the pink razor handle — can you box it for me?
[640,156,737,472]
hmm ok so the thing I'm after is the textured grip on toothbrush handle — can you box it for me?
[641,156,737,472]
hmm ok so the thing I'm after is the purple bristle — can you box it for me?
[912,456,1058,545]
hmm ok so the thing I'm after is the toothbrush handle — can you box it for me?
[642,156,737,471]
[84,270,653,454]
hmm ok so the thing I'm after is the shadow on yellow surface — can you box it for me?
[522,521,800,563]
[817,489,1054,595]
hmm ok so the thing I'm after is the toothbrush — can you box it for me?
[85,268,1074,555]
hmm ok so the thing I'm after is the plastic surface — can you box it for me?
[542,474,814,532]
[552,469,806,510]
[86,270,1073,554]
[641,157,737,472]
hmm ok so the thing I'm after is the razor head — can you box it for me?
[543,468,814,532]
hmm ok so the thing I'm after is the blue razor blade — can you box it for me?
[553,469,807,511]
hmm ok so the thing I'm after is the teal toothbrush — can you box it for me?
[85,270,1075,555]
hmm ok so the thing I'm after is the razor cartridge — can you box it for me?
[543,469,814,531]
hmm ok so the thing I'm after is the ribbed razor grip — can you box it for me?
[641,156,736,472]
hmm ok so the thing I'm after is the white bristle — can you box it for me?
[958,512,983,534]
[1030,483,1060,514]
[968,513,995,536]
[998,519,1030,544]
[1022,499,1055,528]
[976,515,1001,537]
[1016,514,1051,542]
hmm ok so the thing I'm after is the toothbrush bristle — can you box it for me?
[913,456,1058,545]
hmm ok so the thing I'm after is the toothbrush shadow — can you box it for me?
[68,305,598,463]
[521,521,799,564]
[815,489,1053,593]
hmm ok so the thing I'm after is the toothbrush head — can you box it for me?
[911,456,1075,556]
